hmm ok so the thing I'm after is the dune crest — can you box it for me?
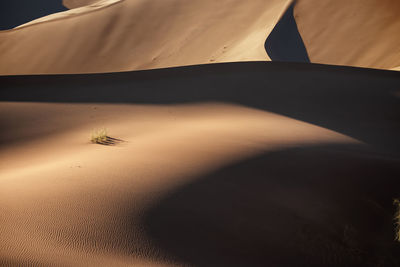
[63,0,107,9]
[15,0,122,29]
[0,0,291,75]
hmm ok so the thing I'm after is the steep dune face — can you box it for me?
[294,0,400,69]
[0,0,291,75]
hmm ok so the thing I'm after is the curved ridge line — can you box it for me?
[0,0,124,33]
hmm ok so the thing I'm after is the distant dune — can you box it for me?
[295,0,400,69]
[0,0,290,75]
[1,62,400,266]
[1,0,399,74]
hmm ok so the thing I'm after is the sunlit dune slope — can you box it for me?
[0,0,291,75]
[294,0,400,69]
[1,62,400,266]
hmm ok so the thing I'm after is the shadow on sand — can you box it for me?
[1,62,399,154]
[265,2,310,63]
[93,136,125,146]
[143,143,400,266]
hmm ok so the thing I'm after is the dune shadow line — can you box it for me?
[265,2,310,62]
[143,143,400,266]
[1,62,399,154]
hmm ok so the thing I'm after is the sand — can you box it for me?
[2,0,399,75]
[63,0,104,9]
[0,0,291,75]
[1,62,400,266]
[1,0,400,265]
[294,0,400,69]
[0,102,351,266]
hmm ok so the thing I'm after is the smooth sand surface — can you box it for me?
[0,0,291,75]
[1,1,400,265]
[63,0,104,9]
[294,0,400,69]
[1,0,399,75]
[0,102,352,266]
[1,62,400,266]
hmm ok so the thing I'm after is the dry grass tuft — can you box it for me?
[394,199,400,242]
[91,128,108,144]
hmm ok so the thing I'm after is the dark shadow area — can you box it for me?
[143,144,400,266]
[1,62,400,153]
[265,2,310,62]
[0,0,67,30]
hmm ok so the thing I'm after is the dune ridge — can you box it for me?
[0,0,291,75]
[1,0,399,74]
[15,0,122,29]
[1,0,400,265]
[63,0,107,9]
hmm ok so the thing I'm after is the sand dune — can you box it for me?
[0,0,291,75]
[294,0,400,69]
[1,62,400,266]
[1,0,398,75]
[1,0,400,265]
[15,0,122,29]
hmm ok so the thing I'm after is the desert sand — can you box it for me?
[1,62,400,266]
[1,0,400,74]
[295,0,400,69]
[1,0,400,266]
[0,0,291,75]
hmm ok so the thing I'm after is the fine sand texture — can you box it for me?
[294,0,400,70]
[0,0,291,75]
[1,62,400,266]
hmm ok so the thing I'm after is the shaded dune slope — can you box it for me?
[294,0,400,69]
[146,144,400,266]
[2,62,399,153]
[0,0,291,75]
[265,2,310,63]
[1,62,400,265]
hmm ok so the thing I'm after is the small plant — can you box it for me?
[394,199,400,242]
[91,128,108,144]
